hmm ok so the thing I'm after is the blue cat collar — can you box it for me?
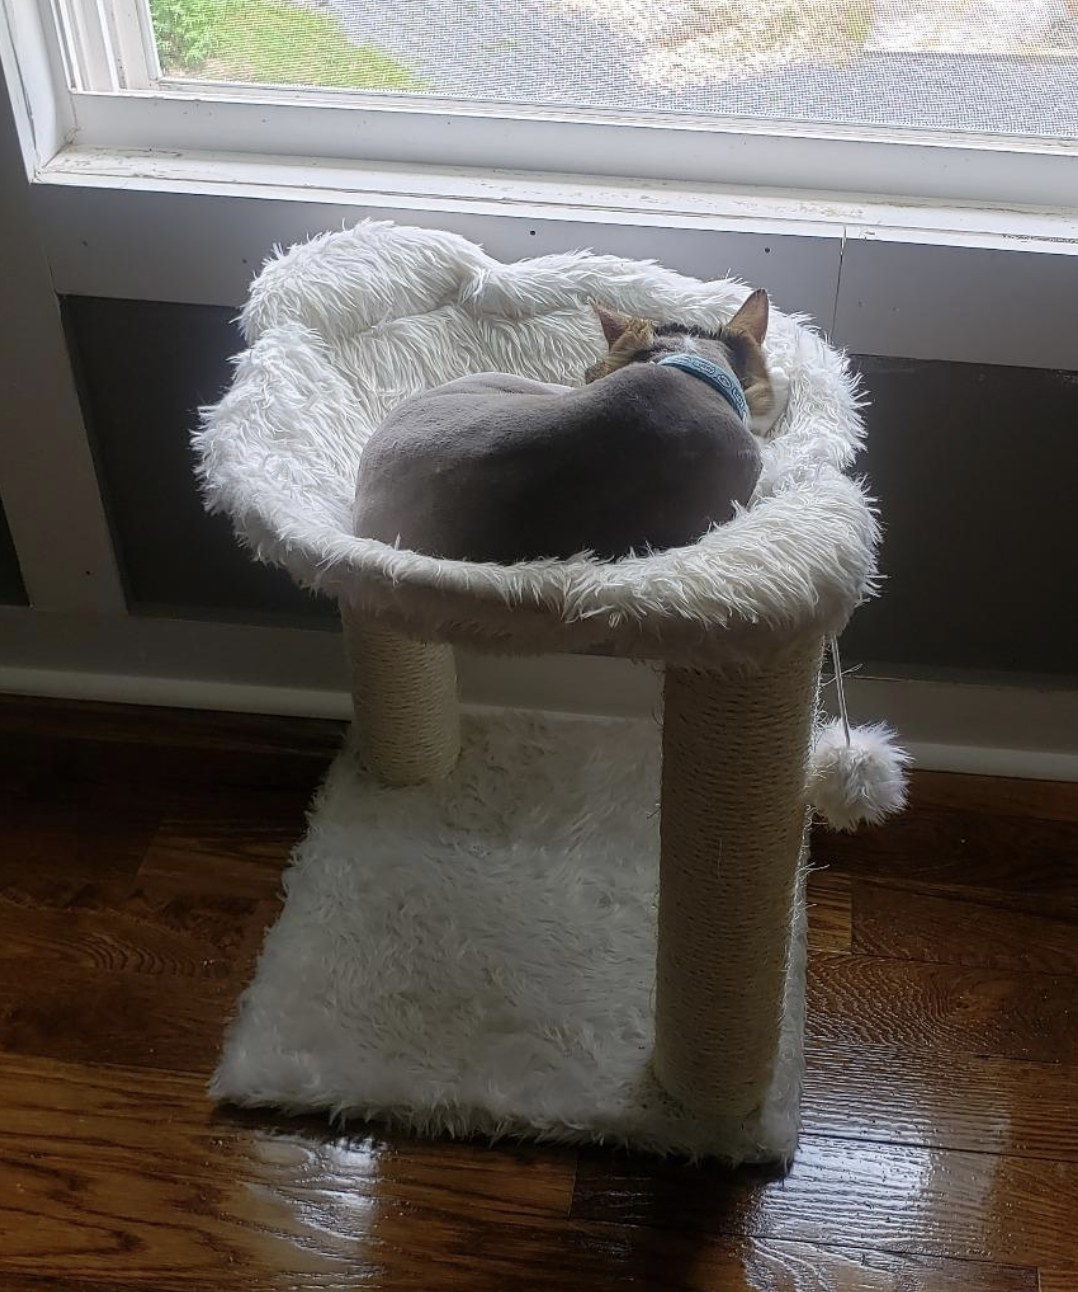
[656,353,750,425]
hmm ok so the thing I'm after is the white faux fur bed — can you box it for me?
[196,220,876,667]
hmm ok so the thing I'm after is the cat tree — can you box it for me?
[198,219,902,1162]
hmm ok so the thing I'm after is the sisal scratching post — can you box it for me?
[342,608,461,785]
[654,640,822,1130]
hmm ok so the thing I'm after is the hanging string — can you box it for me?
[829,635,852,746]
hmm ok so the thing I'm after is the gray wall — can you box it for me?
[843,357,1077,679]
[63,296,1078,681]
[0,499,27,605]
[64,296,334,625]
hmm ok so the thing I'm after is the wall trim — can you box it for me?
[30,160,1078,372]
[1,609,1076,780]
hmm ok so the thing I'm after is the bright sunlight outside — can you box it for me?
[149,0,1078,139]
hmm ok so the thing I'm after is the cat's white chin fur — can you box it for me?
[807,719,912,832]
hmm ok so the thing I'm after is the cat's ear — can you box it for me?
[727,288,769,344]
[592,304,635,348]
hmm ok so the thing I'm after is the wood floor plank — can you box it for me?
[807,951,1078,1062]
[0,1054,576,1286]
[810,810,1078,904]
[908,770,1078,825]
[1038,1274,1077,1292]
[807,870,853,953]
[3,1282,199,1291]
[853,883,1078,974]
[221,1221,1039,1292]
[0,1058,1038,1292]
[3,1281,173,1291]
[0,802,158,907]
[0,887,273,981]
[0,1227,1039,1291]
[572,1136,1078,1269]
[137,806,304,901]
[109,743,328,814]
[136,745,329,813]
[803,1043,1078,1161]
[0,693,346,759]
[0,960,246,1074]
[2,726,330,819]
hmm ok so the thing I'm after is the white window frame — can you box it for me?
[18,0,1078,208]
[63,87,1078,211]
[52,0,158,91]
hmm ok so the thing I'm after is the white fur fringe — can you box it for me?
[195,219,878,669]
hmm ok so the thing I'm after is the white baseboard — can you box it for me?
[2,607,1076,781]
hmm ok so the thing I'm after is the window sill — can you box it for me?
[32,143,1078,371]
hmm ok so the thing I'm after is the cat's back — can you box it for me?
[354,366,762,562]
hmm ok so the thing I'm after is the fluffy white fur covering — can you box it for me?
[808,719,912,831]
[211,710,806,1164]
[195,220,877,669]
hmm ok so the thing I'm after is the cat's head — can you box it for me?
[584,289,774,421]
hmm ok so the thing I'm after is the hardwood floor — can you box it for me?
[1,693,1076,1290]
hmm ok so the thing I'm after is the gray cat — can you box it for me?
[353,290,772,564]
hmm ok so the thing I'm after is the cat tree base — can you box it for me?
[212,702,809,1164]
[339,614,821,1155]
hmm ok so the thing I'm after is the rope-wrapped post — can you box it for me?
[654,639,822,1135]
[341,606,461,785]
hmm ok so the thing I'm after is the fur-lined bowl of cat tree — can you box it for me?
[197,219,905,1166]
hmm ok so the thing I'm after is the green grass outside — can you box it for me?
[151,0,421,90]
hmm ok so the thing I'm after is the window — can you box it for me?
[54,0,1078,141]
[12,0,1070,212]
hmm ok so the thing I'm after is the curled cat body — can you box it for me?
[352,290,774,564]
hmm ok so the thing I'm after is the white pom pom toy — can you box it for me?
[807,639,912,832]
